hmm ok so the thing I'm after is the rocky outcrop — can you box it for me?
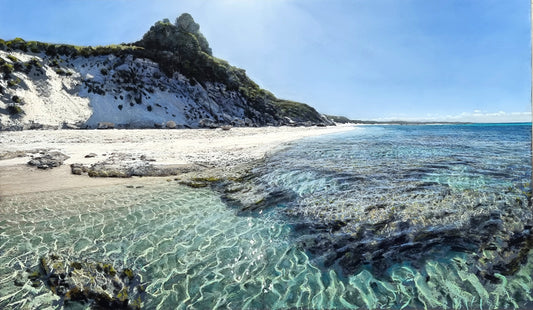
[27,151,69,169]
[30,254,144,309]
[71,153,197,178]
[205,159,533,283]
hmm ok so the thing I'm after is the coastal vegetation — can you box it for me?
[274,99,327,123]
[7,104,23,116]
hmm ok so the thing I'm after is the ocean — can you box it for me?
[0,123,532,309]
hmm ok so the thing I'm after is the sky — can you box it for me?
[0,0,530,122]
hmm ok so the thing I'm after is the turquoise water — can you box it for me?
[0,124,532,309]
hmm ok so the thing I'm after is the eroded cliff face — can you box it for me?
[0,50,330,130]
[0,14,333,130]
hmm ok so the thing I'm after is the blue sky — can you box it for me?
[0,0,530,122]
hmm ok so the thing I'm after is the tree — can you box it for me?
[175,13,212,55]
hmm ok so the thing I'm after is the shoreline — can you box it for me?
[0,125,355,196]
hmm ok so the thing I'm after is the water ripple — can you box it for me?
[1,125,533,309]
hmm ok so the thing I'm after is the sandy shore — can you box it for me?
[0,125,355,196]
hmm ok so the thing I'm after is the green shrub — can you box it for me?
[27,41,42,53]
[7,77,21,87]
[7,55,18,62]
[24,58,43,73]
[45,44,57,56]
[50,59,60,67]
[56,45,78,56]
[326,115,353,123]
[13,62,24,71]
[28,58,42,68]
[11,95,21,103]
[7,104,24,116]
[272,99,325,123]
[6,38,27,51]
[1,62,14,75]
[55,68,72,76]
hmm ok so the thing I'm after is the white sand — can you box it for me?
[0,125,355,196]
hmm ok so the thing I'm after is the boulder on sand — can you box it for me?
[165,120,176,129]
[27,151,69,169]
[97,122,115,129]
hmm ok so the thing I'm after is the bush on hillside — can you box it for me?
[12,95,22,103]
[1,62,14,75]
[272,99,325,123]
[7,55,19,62]
[7,104,24,116]
[6,38,27,52]
[7,77,21,87]
[326,115,353,123]
[25,58,44,74]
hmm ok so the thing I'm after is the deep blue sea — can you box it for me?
[0,123,532,309]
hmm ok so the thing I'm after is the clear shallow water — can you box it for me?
[258,124,531,246]
[0,123,532,309]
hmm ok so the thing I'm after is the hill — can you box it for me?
[0,13,332,130]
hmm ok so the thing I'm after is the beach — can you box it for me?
[0,125,354,196]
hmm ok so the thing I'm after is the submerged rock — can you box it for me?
[218,156,533,282]
[33,253,145,309]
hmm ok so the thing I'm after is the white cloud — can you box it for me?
[376,110,531,123]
